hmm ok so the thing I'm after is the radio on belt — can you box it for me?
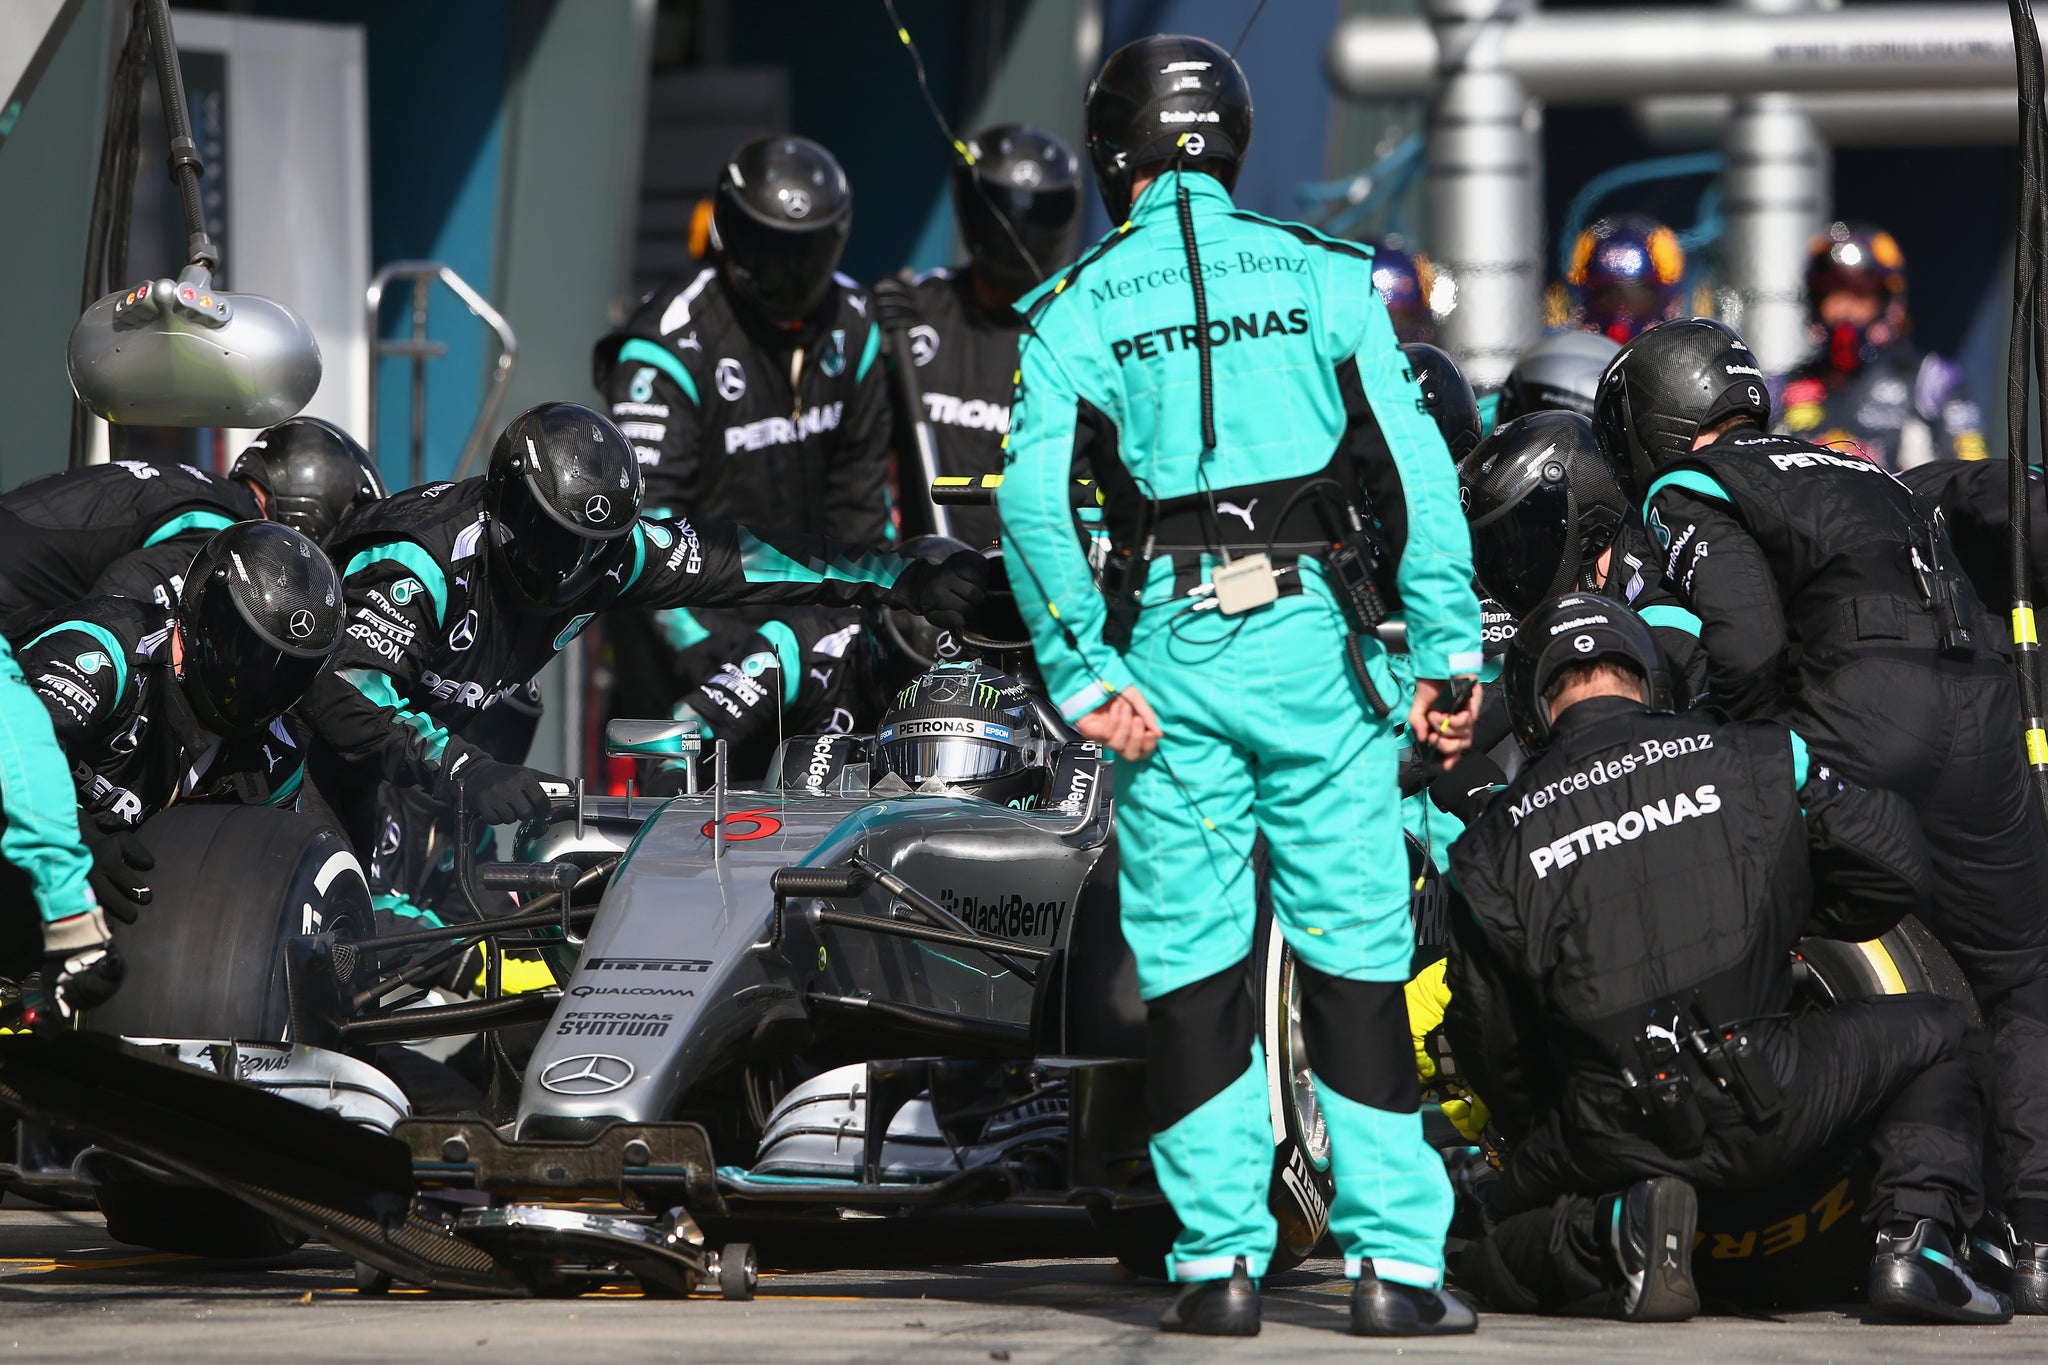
[1212,552,1278,616]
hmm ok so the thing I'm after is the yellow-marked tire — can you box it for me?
[1688,915,1976,1307]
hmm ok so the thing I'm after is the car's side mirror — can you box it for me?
[604,719,702,759]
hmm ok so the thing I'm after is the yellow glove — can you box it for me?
[1405,956,1452,1084]
[1440,1092,1491,1142]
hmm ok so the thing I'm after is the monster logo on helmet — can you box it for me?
[485,402,643,613]
[1083,34,1254,222]
[177,520,343,736]
[876,660,1055,809]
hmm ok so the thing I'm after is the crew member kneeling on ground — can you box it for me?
[1607,317,2048,1307]
[998,34,1480,1339]
[1448,594,2007,1324]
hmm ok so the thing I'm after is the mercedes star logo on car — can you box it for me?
[539,1054,636,1096]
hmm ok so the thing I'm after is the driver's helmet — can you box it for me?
[876,661,1052,808]
[1568,213,1686,343]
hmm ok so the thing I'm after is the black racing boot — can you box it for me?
[1868,1220,2014,1324]
[2016,1239,2048,1315]
[1160,1256,1260,1336]
[1349,1262,1478,1336]
[1608,1176,1700,1322]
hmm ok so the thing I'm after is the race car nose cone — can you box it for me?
[67,265,322,427]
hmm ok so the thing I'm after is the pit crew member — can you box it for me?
[1609,316,2048,1310]
[0,634,148,1019]
[303,402,987,878]
[1567,214,1687,344]
[594,135,892,725]
[998,34,1480,1338]
[18,520,340,833]
[873,124,1083,549]
[1448,595,2008,1324]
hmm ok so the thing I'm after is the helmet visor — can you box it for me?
[720,211,847,323]
[1470,478,1575,616]
[493,486,614,608]
[877,723,1026,785]
[187,582,323,732]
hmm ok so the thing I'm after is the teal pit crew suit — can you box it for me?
[0,636,101,971]
[996,170,1482,1286]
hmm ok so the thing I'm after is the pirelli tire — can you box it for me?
[1688,916,1973,1308]
[78,804,372,1258]
[1087,911,1335,1280]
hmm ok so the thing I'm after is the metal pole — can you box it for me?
[409,275,430,489]
[1426,0,1542,388]
[1718,91,1829,372]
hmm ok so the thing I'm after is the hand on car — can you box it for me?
[1077,685,1162,762]
[46,941,125,1019]
[907,551,992,633]
[78,811,152,924]
[1409,676,1482,770]
[459,758,561,825]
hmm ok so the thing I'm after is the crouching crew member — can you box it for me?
[1607,318,2048,1308]
[1449,595,2009,1324]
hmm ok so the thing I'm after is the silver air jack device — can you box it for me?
[67,0,322,432]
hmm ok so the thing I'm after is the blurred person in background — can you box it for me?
[1567,213,1688,345]
[1775,222,1986,471]
[1365,235,1436,345]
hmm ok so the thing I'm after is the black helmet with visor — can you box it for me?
[485,403,642,613]
[1460,412,1628,617]
[177,520,343,736]
[713,135,852,324]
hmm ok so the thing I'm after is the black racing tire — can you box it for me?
[81,804,371,1040]
[1686,916,1977,1307]
[1087,910,1334,1280]
[79,805,370,1259]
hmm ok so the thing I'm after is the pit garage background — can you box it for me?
[0,0,2026,777]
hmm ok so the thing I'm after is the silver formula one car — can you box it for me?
[0,660,1339,1298]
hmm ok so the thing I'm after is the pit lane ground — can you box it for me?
[3,1204,2044,1361]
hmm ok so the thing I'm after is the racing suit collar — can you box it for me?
[1129,168,1234,223]
[1547,693,1648,743]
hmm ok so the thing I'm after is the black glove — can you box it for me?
[868,273,919,332]
[903,551,992,633]
[453,757,558,826]
[46,941,125,1019]
[78,811,153,925]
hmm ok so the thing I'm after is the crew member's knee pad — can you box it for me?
[1144,960,1256,1135]
[1296,962,1420,1114]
